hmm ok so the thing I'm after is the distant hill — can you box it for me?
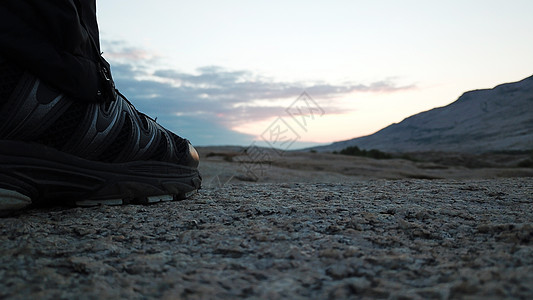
[312,75,533,153]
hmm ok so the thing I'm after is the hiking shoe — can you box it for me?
[0,59,201,212]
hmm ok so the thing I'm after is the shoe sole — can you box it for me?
[0,140,201,211]
[0,188,32,211]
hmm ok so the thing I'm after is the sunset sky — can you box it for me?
[96,0,533,149]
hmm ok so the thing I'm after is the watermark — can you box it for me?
[239,142,273,182]
[206,91,324,188]
[285,92,325,132]
[260,117,300,154]
[204,173,234,189]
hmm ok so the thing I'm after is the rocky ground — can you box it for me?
[1,178,532,299]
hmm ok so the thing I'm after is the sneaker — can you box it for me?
[0,59,201,212]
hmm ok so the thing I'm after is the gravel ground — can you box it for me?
[1,178,532,299]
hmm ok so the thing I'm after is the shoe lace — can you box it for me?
[113,88,158,126]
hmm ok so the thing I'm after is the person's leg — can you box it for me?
[0,0,110,102]
[0,1,201,213]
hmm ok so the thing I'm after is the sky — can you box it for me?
[96,0,533,149]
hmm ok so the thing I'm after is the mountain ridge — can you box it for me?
[311,75,533,153]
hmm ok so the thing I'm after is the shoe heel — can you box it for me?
[0,188,32,211]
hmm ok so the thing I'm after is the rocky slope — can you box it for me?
[313,75,533,153]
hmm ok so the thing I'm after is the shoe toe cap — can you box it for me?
[181,142,200,168]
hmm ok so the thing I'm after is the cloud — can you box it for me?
[102,42,415,146]
[101,40,161,64]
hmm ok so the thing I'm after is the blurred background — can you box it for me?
[96,0,533,149]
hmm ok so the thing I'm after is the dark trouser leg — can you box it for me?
[0,0,110,102]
